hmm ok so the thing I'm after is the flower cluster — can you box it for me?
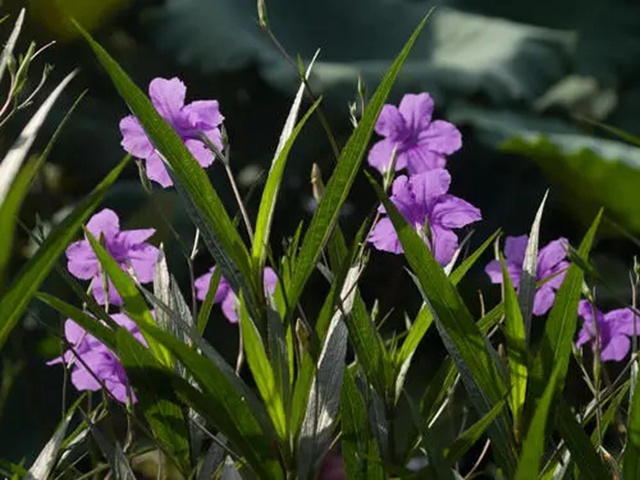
[120,77,224,187]
[48,313,147,403]
[195,266,278,324]
[367,93,481,266]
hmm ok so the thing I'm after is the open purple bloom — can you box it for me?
[576,300,639,362]
[368,93,462,174]
[119,77,224,187]
[368,168,482,266]
[195,267,278,324]
[48,313,147,403]
[484,235,569,316]
[66,209,159,306]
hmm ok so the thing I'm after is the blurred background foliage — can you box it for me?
[2,0,640,465]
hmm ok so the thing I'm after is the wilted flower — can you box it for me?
[484,235,569,316]
[48,313,147,403]
[195,267,278,324]
[576,300,639,362]
[119,77,224,187]
[66,209,159,306]
[368,168,481,266]
[368,92,461,174]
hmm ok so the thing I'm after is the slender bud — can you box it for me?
[311,163,325,202]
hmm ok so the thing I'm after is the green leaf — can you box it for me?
[445,399,506,463]
[115,329,191,473]
[85,416,137,480]
[625,366,640,478]
[252,81,321,271]
[0,9,24,85]
[369,175,516,476]
[238,294,286,441]
[75,23,259,319]
[500,254,527,443]
[136,324,283,479]
[85,230,172,367]
[288,13,431,307]
[27,404,75,480]
[449,229,500,285]
[340,369,384,480]
[555,400,610,480]
[515,366,561,480]
[503,132,640,235]
[196,266,221,335]
[529,211,602,399]
[0,156,129,349]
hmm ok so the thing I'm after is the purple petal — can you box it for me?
[407,169,451,208]
[184,139,216,168]
[575,325,592,348]
[119,115,154,159]
[540,262,568,289]
[417,119,462,155]
[368,217,403,254]
[578,300,600,324]
[430,225,458,266]
[431,194,482,229]
[605,308,640,336]
[118,229,156,247]
[70,361,102,392]
[537,238,568,278]
[398,93,434,132]
[601,334,631,362]
[263,267,278,295]
[182,100,224,131]
[374,104,406,139]
[368,139,405,173]
[144,152,173,188]
[221,292,239,324]
[532,285,556,316]
[484,260,504,284]
[86,209,120,241]
[66,240,99,280]
[402,145,447,174]
[149,77,186,124]
[504,235,528,266]
[127,243,160,284]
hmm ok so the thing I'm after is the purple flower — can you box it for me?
[576,300,639,362]
[484,235,569,316]
[194,267,278,324]
[66,209,159,306]
[368,93,462,174]
[48,313,147,403]
[119,77,224,187]
[368,168,482,266]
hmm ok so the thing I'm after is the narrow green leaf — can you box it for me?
[625,366,640,478]
[0,156,129,349]
[289,12,431,307]
[75,23,259,319]
[85,230,172,367]
[518,191,548,338]
[27,405,74,480]
[115,329,191,473]
[252,90,321,270]
[369,176,516,475]
[515,366,561,480]
[556,400,609,480]
[0,71,76,205]
[341,369,384,480]
[530,211,602,399]
[449,229,501,285]
[85,416,137,480]
[196,266,221,335]
[0,9,24,85]
[500,254,527,442]
[238,294,286,440]
[445,400,506,463]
